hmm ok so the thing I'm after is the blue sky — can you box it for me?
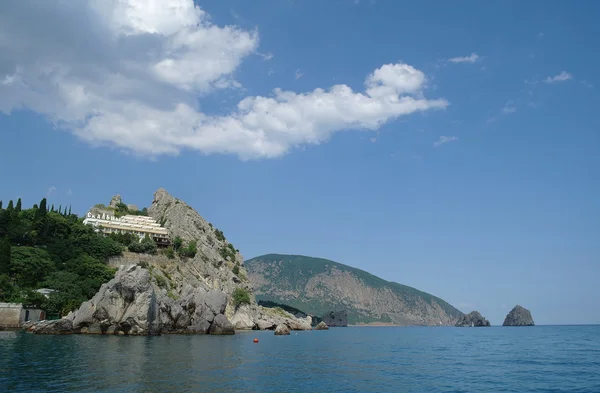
[1,0,599,325]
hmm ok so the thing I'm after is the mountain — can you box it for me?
[245,254,463,326]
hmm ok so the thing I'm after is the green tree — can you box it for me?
[0,274,16,301]
[128,235,157,255]
[50,204,55,213]
[232,265,240,275]
[173,236,183,252]
[15,198,22,212]
[179,240,197,258]
[68,206,72,216]
[0,201,3,209]
[10,246,55,288]
[7,200,14,210]
[0,238,11,275]
[39,198,47,216]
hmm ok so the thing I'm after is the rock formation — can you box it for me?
[274,324,290,335]
[502,305,535,326]
[322,310,348,327]
[315,321,329,330]
[246,254,463,326]
[29,189,312,335]
[455,311,491,327]
[109,194,123,208]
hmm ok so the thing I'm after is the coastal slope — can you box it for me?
[245,254,462,326]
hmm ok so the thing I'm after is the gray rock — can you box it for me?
[29,319,73,334]
[315,321,329,330]
[455,311,491,327]
[209,314,235,335]
[503,305,535,326]
[109,194,123,208]
[274,324,290,335]
[322,310,348,327]
[230,305,256,330]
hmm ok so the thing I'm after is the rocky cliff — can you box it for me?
[502,305,535,326]
[30,189,312,335]
[246,254,463,326]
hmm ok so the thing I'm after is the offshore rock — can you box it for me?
[315,321,329,330]
[455,311,491,327]
[274,324,290,335]
[502,305,535,326]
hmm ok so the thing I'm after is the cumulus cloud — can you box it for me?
[433,135,458,147]
[0,0,447,160]
[544,71,573,84]
[448,53,480,64]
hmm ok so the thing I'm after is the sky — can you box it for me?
[1,0,599,325]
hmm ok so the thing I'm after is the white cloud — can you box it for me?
[502,101,517,114]
[66,189,73,197]
[433,135,458,147]
[47,186,56,197]
[545,71,573,84]
[448,53,480,64]
[295,69,304,80]
[0,0,448,160]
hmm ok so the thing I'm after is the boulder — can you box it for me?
[29,319,74,334]
[230,305,256,330]
[315,321,329,330]
[209,314,235,335]
[455,311,491,327]
[503,305,535,326]
[274,324,290,335]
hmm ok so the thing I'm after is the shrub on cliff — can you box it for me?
[128,235,157,255]
[233,287,250,307]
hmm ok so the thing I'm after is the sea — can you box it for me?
[1,325,599,393]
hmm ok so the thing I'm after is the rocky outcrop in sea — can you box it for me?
[315,321,329,330]
[502,305,535,326]
[455,311,491,327]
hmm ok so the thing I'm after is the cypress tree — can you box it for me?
[0,238,10,275]
[39,198,47,216]
[7,200,13,210]
[58,205,62,215]
[0,201,3,210]
[68,206,72,216]
[51,204,55,213]
[15,198,22,212]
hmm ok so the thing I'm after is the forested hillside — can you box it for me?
[0,198,123,317]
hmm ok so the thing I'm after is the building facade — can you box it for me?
[0,303,46,329]
[83,212,170,247]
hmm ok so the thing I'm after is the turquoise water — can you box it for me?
[1,326,599,392]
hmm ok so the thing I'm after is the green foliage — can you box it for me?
[109,232,137,247]
[173,236,183,251]
[219,243,237,261]
[162,246,175,259]
[0,238,10,275]
[179,240,197,258]
[232,265,240,275]
[232,287,250,307]
[114,202,149,217]
[11,247,55,287]
[214,229,225,241]
[154,274,168,290]
[128,235,157,255]
[0,197,122,316]
[15,198,22,212]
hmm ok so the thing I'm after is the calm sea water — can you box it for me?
[1,326,599,392]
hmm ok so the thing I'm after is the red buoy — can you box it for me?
[253,338,259,343]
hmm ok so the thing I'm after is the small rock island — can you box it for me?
[455,311,491,327]
[502,305,535,326]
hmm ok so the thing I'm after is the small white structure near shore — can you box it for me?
[0,303,46,329]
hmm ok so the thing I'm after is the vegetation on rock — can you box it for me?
[0,197,120,317]
[232,287,251,307]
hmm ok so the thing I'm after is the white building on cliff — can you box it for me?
[83,212,170,247]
